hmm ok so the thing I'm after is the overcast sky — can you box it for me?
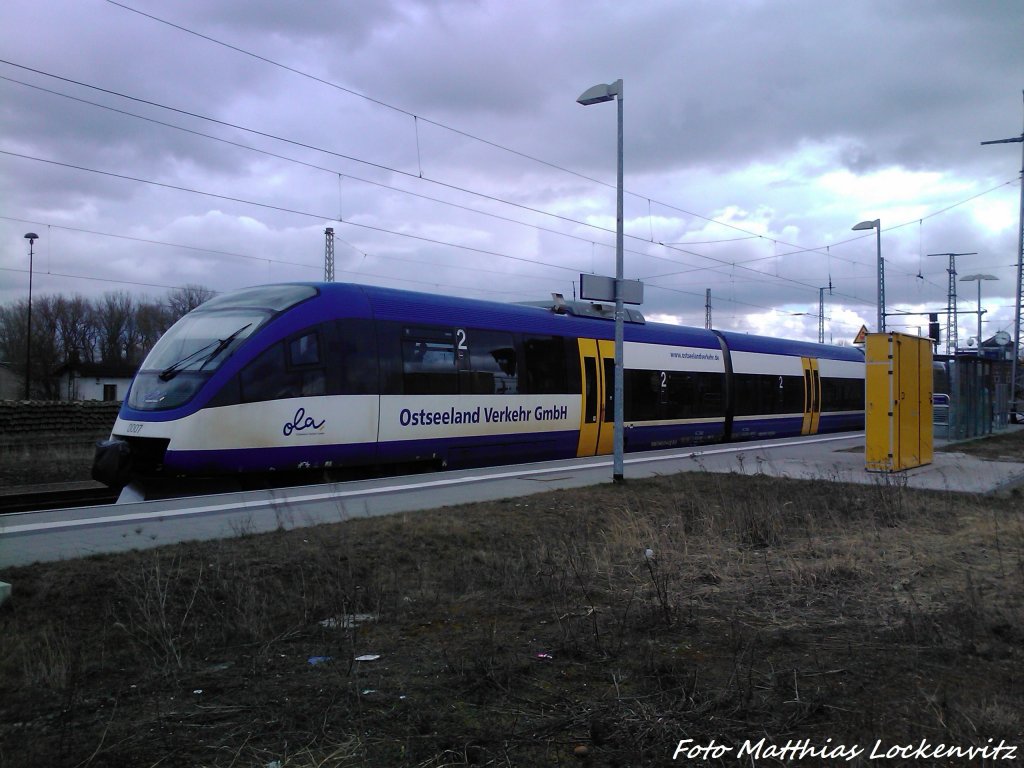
[2,0,1022,347]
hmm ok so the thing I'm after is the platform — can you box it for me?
[4,431,1024,568]
[655,432,1024,495]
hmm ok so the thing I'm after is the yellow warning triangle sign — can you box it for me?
[853,325,869,344]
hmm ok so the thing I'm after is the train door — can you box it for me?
[801,356,821,435]
[576,338,615,456]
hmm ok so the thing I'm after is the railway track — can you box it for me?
[0,486,119,514]
[4,432,1022,571]
[0,465,421,516]
[0,434,880,569]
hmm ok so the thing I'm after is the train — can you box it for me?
[92,282,865,495]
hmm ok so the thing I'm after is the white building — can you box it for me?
[54,361,137,402]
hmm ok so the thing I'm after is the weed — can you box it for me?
[111,554,203,670]
[2,466,1023,766]
[15,623,73,691]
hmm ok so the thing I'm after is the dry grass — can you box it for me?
[0,438,97,487]
[2,464,1023,766]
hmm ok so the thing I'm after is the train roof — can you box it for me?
[349,283,721,349]
[254,282,863,360]
[714,328,865,362]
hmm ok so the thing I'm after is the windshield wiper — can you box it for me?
[159,323,252,381]
[197,323,253,371]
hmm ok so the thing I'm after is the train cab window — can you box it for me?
[241,342,288,401]
[240,330,327,403]
[289,332,320,366]
[335,318,379,395]
[299,369,327,397]
[213,321,377,407]
[291,331,326,397]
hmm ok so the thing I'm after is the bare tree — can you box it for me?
[0,301,26,360]
[0,283,216,399]
[31,296,65,398]
[95,291,137,365]
[54,294,97,365]
[135,300,172,361]
[0,300,28,387]
[167,284,216,321]
[0,294,111,398]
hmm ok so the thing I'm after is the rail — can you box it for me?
[0,486,119,515]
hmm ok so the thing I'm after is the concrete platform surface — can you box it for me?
[660,434,1024,495]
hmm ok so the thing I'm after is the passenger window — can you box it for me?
[583,357,597,423]
[522,335,568,394]
[603,358,615,422]
[462,330,518,394]
[403,337,457,395]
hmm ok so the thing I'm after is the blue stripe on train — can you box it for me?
[163,442,379,475]
[818,412,865,433]
[163,430,582,475]
[623,422,727,452]
[731,412,864,441]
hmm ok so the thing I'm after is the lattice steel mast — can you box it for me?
[928,252,977,354]
[324,227,335,282]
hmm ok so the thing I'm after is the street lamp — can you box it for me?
[960,273,998,355]
[852,219,884,332]
[577,78,625,482]
[981,93,1024,415]
[23,232,38,400]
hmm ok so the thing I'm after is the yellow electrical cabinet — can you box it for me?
[865,332,933,472]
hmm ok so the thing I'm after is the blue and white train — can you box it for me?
[92,282,865,491]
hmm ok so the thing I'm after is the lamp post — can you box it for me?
[577,78,625,482]
[960,273,998,355]
[852,219,884,332]
[981,92,1024,414]
[818,286,826,344]
[23,232,38,400]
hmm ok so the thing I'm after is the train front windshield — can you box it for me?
[127,284,318,411]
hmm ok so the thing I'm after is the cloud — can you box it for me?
[1,0,1021,349]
